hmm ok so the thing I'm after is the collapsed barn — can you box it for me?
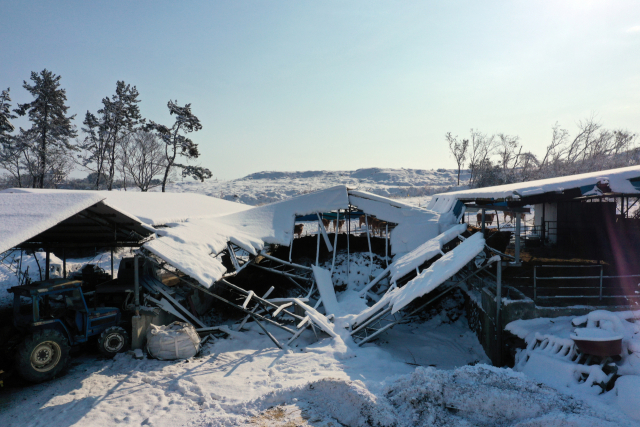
[2,166,640,393]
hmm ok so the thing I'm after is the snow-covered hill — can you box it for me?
[164,167,470,206]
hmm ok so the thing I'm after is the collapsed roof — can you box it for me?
[143,185,464,288]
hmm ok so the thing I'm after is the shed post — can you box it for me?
[330,211,339,275]
[513,213,521,266]
[110,248,114,279]
[496,259,502,367]
[45,250,50,280]
[481,209,486,237]
[134,254,140,315]
[63,249,67,279]
[365,215,373,278]
[347,206,350,284]
[316,221,321,266]
[541,203,546,244]
[131,254,144,350]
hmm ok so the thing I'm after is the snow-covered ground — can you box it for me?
[1,314,634,426]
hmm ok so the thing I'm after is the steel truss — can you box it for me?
[138,249,319,348]
[350,261,498,346]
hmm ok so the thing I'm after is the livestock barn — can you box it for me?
[429,165,640,373]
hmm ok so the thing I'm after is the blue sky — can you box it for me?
[2,1,639,180]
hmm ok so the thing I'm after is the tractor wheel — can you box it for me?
[15,330,70,383]
[97,326,130,357]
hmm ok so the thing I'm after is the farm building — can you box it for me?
[428,165,640,369]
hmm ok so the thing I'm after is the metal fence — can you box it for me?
[533,264,640,302]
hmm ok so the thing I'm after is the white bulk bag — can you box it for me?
[146,321,201,360]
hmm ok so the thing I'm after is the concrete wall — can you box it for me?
[464,282,623,367]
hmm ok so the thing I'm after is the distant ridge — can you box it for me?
[164,167,471,206]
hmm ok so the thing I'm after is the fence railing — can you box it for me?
[533,264,640,302]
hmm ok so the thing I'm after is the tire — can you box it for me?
[97,326,130,357]
[15,330,70,383]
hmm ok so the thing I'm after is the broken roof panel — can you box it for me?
[142,186,350,287]
[0,192,105,253]
[348,190,461,255]
[428,165,640,207]
[388,223,467,283]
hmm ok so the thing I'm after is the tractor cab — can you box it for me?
[6,279,129,383]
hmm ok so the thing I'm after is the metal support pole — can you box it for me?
[45,250,50,280]
[541,203,546,244]
[599,265,603,301]
[481,209,486,237]
[365,215,373,278]
[134,254,140,315]
[110,248,114,280]
[385,223,389,268]
[347,206,350,284]
[289,230,294,262]
[63,249,67,279]
[316,220,321,266]
[496,259,502,367]
[533,266,537,302]
[331,211,339,275]
[513,213,521,266]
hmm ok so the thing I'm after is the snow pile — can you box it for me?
[0,192,105,254]
[256,378,397,427]
[614,375,640,421]
[385,365,626,426]
[240,364,632,427]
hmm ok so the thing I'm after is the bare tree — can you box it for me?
[445,132,469,185]
[496,133,522,184]
[467,129,496,186]
[121,130,166,192]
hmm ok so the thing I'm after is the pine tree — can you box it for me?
[147,101,212,192]
[14,70,77,188]
[0,88,15,137]
[77,81,142,190]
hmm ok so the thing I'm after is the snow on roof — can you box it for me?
[390,232,485,313]
[143,186,350,287]
[215,185,349,245]
[428,165,640,206]
[348,190,459,255]
[2,188,252,226]
[0,192,105,254]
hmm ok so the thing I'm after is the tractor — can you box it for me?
[3,279,129,383]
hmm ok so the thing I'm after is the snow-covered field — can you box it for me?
[2,168,640,426]
[163,167,467,206]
